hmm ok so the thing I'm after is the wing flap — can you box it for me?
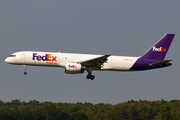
[80,54,111,67]
[150,59,172,66]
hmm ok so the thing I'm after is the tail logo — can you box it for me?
[153,46,166,52]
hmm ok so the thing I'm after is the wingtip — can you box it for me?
[105,54,111,56]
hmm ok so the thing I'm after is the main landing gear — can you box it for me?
[86,67,95,80]
[86,74,95,80]
[22,65,27,75]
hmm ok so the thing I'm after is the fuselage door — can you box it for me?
[21,53,26,62]
[21,53,26,61]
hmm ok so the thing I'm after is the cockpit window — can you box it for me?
[10,55,16,57]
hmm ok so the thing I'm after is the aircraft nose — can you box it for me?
[5,58,10,63]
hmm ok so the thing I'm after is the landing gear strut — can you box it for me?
[22,65,27,75]
[86,67,95,80]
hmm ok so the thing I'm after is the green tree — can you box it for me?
[75,113,88,120]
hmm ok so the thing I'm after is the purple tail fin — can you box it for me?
[141,34,175,60]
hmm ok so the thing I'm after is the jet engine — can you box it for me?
[65,63,85,74]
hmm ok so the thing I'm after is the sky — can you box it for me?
[0,1,180,105]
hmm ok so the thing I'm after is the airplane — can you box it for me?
[5,34,175,80]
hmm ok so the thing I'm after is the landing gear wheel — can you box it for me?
[86,74,95,80]
[86,67,95,80]
[22,65,27,75]
[90,75,95,80]
[86,74,91,79]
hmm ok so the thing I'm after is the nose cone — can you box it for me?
[5,57,10,63]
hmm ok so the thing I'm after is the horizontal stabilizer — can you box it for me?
[150,59,172,66]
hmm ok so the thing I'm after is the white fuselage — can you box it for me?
[5,51,139,71]
[4,34,174,80]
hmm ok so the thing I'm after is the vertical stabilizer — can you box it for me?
[141,34,175,60]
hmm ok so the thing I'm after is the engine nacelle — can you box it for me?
[65,63,85,74]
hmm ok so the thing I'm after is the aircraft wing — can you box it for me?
[149,59,172,66]
[79,54,111,68]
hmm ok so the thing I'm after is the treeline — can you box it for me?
[0,99,180,120]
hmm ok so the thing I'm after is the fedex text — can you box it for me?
[153,46,166,52]
[69,65,77,68]
[33,53,57,61]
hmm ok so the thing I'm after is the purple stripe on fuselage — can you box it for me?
[130,58,172,71]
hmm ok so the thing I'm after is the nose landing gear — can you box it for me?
[22,65,27,75]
